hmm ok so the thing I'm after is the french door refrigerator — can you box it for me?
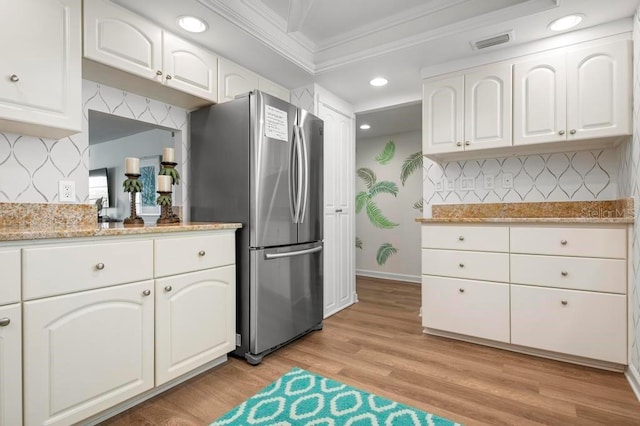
[190,90,323,365]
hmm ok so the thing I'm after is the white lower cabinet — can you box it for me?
[23,280,154,426]
[155,266,236,385]
[0,303,22,426]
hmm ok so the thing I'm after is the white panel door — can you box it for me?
[0,304,21,426]
[23,281,154,426]
[155,267,235,385]
[0,0,81,134]
[566,40,632,140]
[83,0,162,80]
[163,32,218,102]
[218,58,259,103]
[422,76,464,154]
[513,52,567,145]
[464,63,512,150]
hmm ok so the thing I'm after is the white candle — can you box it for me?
[157,175,172,192]
[125,157,139,174]
[162,147,175,162]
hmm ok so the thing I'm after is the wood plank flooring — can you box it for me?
[102,276,640,425]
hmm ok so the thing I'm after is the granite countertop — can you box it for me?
[416,199,635,224]
[0,202,242,242]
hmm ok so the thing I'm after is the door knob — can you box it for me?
[96,262,105,270]
[164,285,172,292]
[458,288,465,293]
[569,129,576,135]
[166,75,173,80]
[9,74,19,82]
[459,263,465,268]
[198,250,206,256]
[558,130,565,135]
[561,300,568,306]
[561,271,568,277]
[464,141,470,146]
[0,318,10,327]
[142,289,151,296]
[456,141,462,147]
[156,70,163,76]
[560,240,567,245]
[458,236,465,241]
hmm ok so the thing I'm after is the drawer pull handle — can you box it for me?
[96,262,105,270]
[560,240,567,246]
[558,130,565,135]
[561,300,568,306]
[164,285,172,292]
[0,318,10,327]
[459,288,465,293]
[458,263,464,268]
[142,289,151,296]
[458,236,464,241]
[561,271,568,277]
[10,74,19,82]
[198,250,206,257]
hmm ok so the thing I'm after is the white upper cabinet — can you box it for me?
[423,62,511,155]
[0,0,81,139]
[514,39,631,146]
[218,57,290,103]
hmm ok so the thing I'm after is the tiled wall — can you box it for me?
[0,81,189,209]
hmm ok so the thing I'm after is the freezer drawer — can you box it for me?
[250,242,323,355]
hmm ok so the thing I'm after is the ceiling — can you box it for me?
[111,0,639,114]
[356,102,422,140]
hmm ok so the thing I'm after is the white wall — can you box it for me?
[356,131,422,282]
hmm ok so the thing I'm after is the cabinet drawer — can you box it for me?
[511,254,626,294]
[23,240,153,300]
[0,249,20,305]
[422,225,509,252]
[422,249,509,282]
[154,232,235,277]
[510,226,626,258]
[422,276,510,342]
[511,285,626,364]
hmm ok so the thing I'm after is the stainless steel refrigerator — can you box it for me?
[190,90,323,365]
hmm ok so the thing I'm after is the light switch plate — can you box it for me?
[483,175,495,190]
[445,179,455,191]
[435,179,443,192]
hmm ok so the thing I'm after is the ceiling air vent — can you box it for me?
[471,31,513,51]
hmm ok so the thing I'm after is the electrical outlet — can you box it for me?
[59,180,75,202]
[483,175,495,190]
[460,177,475,191]
[502,173,513,189]
[445,178,455,191]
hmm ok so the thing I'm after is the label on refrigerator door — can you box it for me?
[264,105,288,142]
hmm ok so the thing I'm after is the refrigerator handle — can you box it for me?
[294,124,304,223]
[298,125,309,224]
[264,245,323,259]
[288,124,298,223]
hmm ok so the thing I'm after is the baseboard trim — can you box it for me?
[356,269,420,284]
[82,355,228,425]
[626,364,640,401]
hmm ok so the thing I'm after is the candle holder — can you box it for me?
[159,161,181,223]
[122,173,144,227]
[156,191,180,225]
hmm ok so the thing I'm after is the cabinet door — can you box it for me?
[155,267,235,385]
[218,58,259,103]
[0,0,81,138]
[464,63,512,150]
[259,77,290,102]
[162,32,218,102]
[24,281,154,426]
[0,304,21,426]
[0,249,20,305]
[513,52,567,145]
[422,76,464,154]
[566,40,632,140]
[84,0,162,80]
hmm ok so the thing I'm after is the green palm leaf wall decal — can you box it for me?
[376,243,398,265]
[356,191,369,213]
[366,202,399,229]
[376,141,395,165]
[369,181,398,198]
[400,151,423,186]
[355,237,363,249]
[413,198,424,212]
[357,168,376,189]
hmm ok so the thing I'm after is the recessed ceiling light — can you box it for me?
[360,124,371,130]
[369,77,388,87]
[548,14,583,32]
[178,16,208,33]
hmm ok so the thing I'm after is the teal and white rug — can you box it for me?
[211,367,461,425]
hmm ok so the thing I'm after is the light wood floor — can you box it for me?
[102,276,640,425]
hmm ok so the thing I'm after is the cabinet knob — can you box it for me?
[458,236,465,241]
[142,289,151,296]
[459,288,465,293]
[560,240,567,246]
[569,129,576,135]
[166,75,173,80]
[335,209,343,213]
[198,250,206,257]
[456,141,462,147]
[9,74,19,82]
[561,271,568,277]
[561,300,568,306]
[0,318,10,327]
[558,130,565,135]
[459,263,465,268]
[164,285,172,292]
[464,141,470,146]
[96,262,105,270]
[156,70,163,76]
